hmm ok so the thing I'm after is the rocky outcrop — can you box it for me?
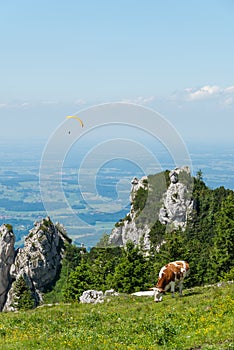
[109,176,151,250]
[109,167,193,250]
[159,167,193,229]
[1,217,70,311]
[110,221,151,250]
[79,289,119,304]
[0,224,15,311]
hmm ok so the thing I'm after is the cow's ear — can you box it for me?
[149,287,156,291]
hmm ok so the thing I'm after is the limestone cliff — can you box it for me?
[109,166,193,250]
[0,224,15,311]
[109,175,151,250]
[1,217,70,311]
[159,167,193,229]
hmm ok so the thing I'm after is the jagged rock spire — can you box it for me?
[0,224,15,311]
[2,217,70,311]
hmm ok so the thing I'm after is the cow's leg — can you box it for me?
[179,281,183,296]
[170,281,175,298]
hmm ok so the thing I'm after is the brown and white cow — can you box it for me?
[151,261,190,302]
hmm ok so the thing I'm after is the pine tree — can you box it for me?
[87,247,122,291]
[111,242,150,293]
[13,275,34,310]
[211,194,234,278]
[63,260,92,301]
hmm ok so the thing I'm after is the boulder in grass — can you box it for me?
[104,289,119,297]
[79,290,104,304]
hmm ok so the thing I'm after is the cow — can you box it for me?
[151,260,190,302]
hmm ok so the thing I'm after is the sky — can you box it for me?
[0,0,234,145]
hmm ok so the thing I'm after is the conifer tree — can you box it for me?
[63,260,92,301]
[13,275,34,310]
[111,241,150,293]
[211,194,234,278]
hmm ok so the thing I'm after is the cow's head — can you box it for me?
[150,287,165,302]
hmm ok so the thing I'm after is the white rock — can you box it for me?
[0,224,15,311]
[79,290,104,304]
[159,167,193,230]
[3,217,70,311]
[104,289,119,296]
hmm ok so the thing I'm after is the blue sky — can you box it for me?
[0,0,234,144]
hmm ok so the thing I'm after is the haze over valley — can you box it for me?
[0,139,233,248]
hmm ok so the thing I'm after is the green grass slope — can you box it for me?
[0,283,233,350]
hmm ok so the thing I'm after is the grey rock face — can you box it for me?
[110,222,151,250]
[109,167,193,250]
[159,167,193,229]
[3,217,70,311]
[109,176,150,250]
[0,224,15,311]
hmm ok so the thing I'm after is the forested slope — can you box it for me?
[43,171,234,304]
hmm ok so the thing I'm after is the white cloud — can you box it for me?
[224,86,234,93]
[1,85,234,112]
[174,85,234,107]
[187,85,220,100]
[21,102,31,107]
[118,86,234,110]
[121,95,156,105]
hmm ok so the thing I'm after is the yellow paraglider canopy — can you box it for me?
[66,115,84,128]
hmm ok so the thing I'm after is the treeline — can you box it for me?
[44,242,154,303]
[44,172,234,303]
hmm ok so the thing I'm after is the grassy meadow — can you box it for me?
[0,283,233,350]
